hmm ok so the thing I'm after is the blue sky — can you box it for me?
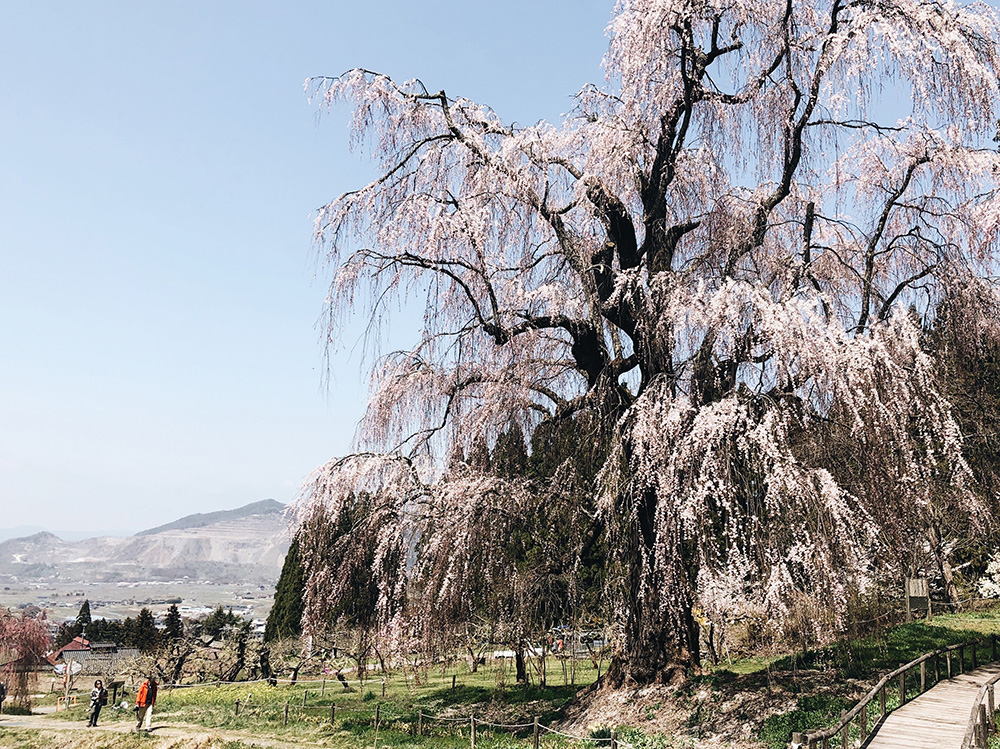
[0,1,613,534]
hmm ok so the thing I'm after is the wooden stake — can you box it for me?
[418,709,423,736]
[235,699,240,716]
[330,702,335,725]
[533,716,539,749]
[471,715,477,748]
[283,701,289,726]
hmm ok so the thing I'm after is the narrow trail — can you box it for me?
[0,707,335,748]
[864,663,1000,749]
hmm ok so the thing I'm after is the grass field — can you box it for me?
[11,609,1000,749]
[21,658,623,748]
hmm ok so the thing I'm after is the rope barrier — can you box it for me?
[108,667,638,746]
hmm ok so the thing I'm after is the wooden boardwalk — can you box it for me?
[863,663,1000,748]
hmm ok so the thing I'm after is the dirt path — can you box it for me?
[0,708,335,748]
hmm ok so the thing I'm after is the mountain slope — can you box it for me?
[0,501,291,585]
[136,499,285,536]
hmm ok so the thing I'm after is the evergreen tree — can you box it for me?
[133,608,159,652]
[201,606,242,638]
[54,621,81,648]
[163,604,184,641]
[121,616,136,647]
[265,533,305,642]
[492,424,528,479]
[76,600,92,629]
[467,436,492,472]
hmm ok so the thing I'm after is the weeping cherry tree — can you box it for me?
[294,0,1000,683]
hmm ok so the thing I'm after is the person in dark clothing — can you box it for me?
[87,679,108,726]
[0,680,6,714]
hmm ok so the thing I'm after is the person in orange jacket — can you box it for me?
[134,674,157,732]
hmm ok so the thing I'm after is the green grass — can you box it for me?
[759,695,851,749]
[753,607,1000,749]
[37,658,605,747]
[1,703,34,716]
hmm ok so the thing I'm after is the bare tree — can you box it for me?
[295,0,1000,683]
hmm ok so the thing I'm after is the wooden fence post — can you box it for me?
[960,646,966,674]
[283,701,289,726]
[935,655,940,683]
[610,728,618,749]
[452,674,456,690]
[321,678,326,697]
[990,684,996,725]
[418,709,423,736]
[235,699,240,716]
[947,651,953,679]
[375,703,381,729]
[791,732,805,747]
[471,715,477,748]
[861,702,868,740]
[840,713,848,749]
[302,690,307,707]
[330,702,335,725]
[879,685,886,717]
[921,661,926,692]
[899,670,906,705]
[533,716,540,749]
[980,704,988,746]
[382,678,386,698]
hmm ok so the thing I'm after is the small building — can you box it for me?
[47,636,91,667]
[47,637,140,675]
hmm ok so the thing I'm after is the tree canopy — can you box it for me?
[295,0,1000,682]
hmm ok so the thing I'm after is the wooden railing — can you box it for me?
[961,669,1000,749]
[791,636,996,749]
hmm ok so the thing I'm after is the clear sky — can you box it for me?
[0,1,613,534]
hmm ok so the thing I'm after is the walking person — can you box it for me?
[87,679,108,726]
[134,674,157,732]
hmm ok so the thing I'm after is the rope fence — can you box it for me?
[213,694,633,748]
[84,671,630,748]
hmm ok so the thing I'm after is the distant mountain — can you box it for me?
[0,526,136,543]
[136,499,286,536]
[0,526,45,543]
[0,500,292,586]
